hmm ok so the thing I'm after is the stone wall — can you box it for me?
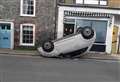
[0,0,56,49]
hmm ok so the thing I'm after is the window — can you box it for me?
[99,0,107,5]
[20,0,36,16]
[0,24,11,30]
[76,19,107,43]
[84,0,99,4]
[76,0,107,5]
[20,24,35,46]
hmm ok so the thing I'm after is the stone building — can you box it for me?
[0,0,120,54]
[0,0,56,49]
[57,0,120,54]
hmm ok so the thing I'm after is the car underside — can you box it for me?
[38,26,96,58]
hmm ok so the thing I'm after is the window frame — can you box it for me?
[76,0,108,6]
[20,23,35,46]
[20,0,36,17]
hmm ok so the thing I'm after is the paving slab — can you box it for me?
[0,49,39,56]
[82,52,120,61]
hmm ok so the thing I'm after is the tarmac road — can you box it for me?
[0,54,120,82]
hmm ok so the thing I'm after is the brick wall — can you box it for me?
[0,0,56,49]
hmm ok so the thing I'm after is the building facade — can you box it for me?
[0,0,120,54]
[57,0,120,54]
[0,0,56,49]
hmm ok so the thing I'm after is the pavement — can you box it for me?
[0,49,38,56]
[82,52,120,60]
[0,49,120,60]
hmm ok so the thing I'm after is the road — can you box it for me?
[0,54,120,82]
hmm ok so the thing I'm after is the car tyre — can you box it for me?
[81,26,94,39]
[76,27,82,34]
[42,41,54,52]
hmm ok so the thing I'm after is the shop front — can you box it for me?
[57,6,119,54]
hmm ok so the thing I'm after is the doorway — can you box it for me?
[112,25,119,54]
[0,22,14,49]
[0,23,11,48]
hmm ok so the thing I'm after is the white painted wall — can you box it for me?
[57,7,64,39]
[106,16,114,54]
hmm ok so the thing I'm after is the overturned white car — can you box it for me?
[38,26,96,57]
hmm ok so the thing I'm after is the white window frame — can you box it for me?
[99,0,108,5]
[76,0,108,5]
[84,0,99,5]
[20,24,35,46]
[20,0,36,17]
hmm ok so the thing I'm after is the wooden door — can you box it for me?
[112,25,119,54]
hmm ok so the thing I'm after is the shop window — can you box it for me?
[63,18,75,36]
[92,21,107,43]
[63,23,75,36]
[76,19,107,43]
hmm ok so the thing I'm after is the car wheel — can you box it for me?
[81,26,94,39]
[76,27,82,33]
[42,41,54,52]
